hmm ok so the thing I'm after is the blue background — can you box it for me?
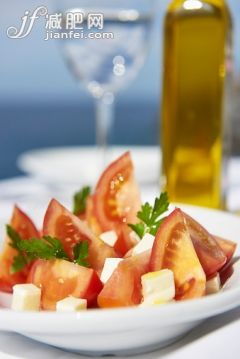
[0,0,239,179]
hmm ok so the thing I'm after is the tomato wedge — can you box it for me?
[43,199,116,273]
[214,236,237,264]
[183,213,227,277]
[218,257,239,286]
[150,209,206,300]
[98,251,150,308]
[86,195,102,236]
[27,259,103,310]
[0,206,39,293]
[88,152,141,256]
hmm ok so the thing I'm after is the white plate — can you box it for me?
[17,146,160,186]
[0,202,240,356]
[17,147,240,211]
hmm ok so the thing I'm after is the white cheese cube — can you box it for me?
[12,284,41,311]
[56,297,87,312]
[141,269,175,304]
[100,258,123,283]
[132,233,155,256]
[206,273,221,295]
[99,230,118,247]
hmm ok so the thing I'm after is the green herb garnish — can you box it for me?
[7,225,90,273]
[128,192,169,239]
[6,225,29,274]
[73,186,91,216]
[18,236,69,261]
[73,241,89,267]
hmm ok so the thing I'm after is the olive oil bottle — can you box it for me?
[161,0,232,208]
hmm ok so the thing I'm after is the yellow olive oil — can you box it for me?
[161,0,232,208]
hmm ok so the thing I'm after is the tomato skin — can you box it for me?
[150,209,206,300]
[218,256,240,286]
[98,251,150,308]
[214,236,237,264]
[183,213,227,278]
[0,206,39,293]
[43,199,116,273]
[88,152,141,256]
[27,259,103,310]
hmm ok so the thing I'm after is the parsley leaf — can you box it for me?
[128,223,145,239]
[6,225,28,274]
[128,192,169,239]
[18,236,69,261]
[7,224,91,273]
[11,255,28,274]
[73,241,89,267]
[73,186,91,216]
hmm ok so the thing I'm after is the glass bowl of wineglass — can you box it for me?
[57,0,158,165]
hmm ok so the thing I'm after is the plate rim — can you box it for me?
[0,284,240,333]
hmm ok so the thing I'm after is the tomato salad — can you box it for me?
[0,152,237,311]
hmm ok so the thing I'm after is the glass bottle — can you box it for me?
[161,0,233,208]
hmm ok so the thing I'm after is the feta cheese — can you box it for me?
[206,273,221,295]
[132,233,155,256]
[100,258,123,283]
[56,297,87,312]
[99,230,118,247]
[141,269,175,304]
[12,284,41,311]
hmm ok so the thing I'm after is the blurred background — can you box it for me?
[0,0,239,179]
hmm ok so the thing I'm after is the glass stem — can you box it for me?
[95,92,115,166]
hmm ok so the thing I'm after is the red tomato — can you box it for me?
[0,206,39,293]
[183,213,227,277]
[86,195,102,235]
[218,257,239,286]
[43,199,116,273]
[27,259,103,310]
[98,251,150,308]
[150,209,206,300]
[88,152,141,256]
[214,236,237,264]
[215,237,237,285]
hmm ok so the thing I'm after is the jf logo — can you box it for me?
[7,6,48,39]
[7,6,106,39]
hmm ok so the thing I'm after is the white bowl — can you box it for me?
[0,204,239,356]
[17,146,160,186]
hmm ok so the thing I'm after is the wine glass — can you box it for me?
[57,0,158,164]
